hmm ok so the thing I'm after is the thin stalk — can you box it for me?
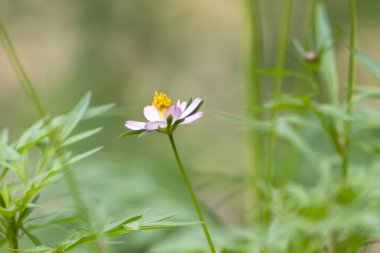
[308,0,319,41]
[0,18,105,252]
[245,0,264,224]
[8,236,17,253]
[168,133,216,253]
[260,0,293,227]
[265,0,293,185]
[0,19,45,117]
[7,218,18,253]
[342,0,357,178]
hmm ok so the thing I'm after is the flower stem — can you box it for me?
[168,133,216,253]
[342,0,357,179]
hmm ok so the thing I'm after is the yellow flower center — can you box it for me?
[152,91,171,119]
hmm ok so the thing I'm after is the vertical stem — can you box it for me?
[261,0,292,226]
[0,19,46,117]
[8,236,17,253]
[245,0,263,224]
[342,0,357,178]
[168,134,216,253]
[266,0,293,185]
[7,218,18,253]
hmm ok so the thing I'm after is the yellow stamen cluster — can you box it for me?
[152,91,171,111]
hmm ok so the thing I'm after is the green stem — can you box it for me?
[168,134,216,253]
[342,0,357,178]
[260,0,293,227]
[265,0,293,185]
[0,19,45,117]
[7,218,18,253]
[64,171,91,225]
[245,0,264,224]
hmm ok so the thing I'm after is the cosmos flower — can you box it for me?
[124,91,203,134]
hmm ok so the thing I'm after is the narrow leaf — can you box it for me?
[356,50,380,84]
[66,147,103,165]
[62,127,103,147]
[120,130,145,138]
[21,226,42,246]
[315,3,339,103]
[83,103,115,120]
[58,92,91,140]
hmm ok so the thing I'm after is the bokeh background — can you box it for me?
[1,0,380,252]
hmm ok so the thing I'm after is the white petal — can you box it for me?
[165,105,182,122]
[181,98,202,118]
[125,120,146,130]
[180,112,203,125]
[176,100,187,112]
[144,106,161,122]
[145,121,166,131]
[180,101,187,111]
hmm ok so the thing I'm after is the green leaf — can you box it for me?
[0,129,8,144]
[61,127,103,147]
[353,87,380,104]
[313,104,352,122]
[356,50,380,84]
[0,183,9,208]
[83,103,115,120]
[217,112,271,132]
[18,246,53,253]
[16,117,55,152]
[19,194,40,221]
[58,92,91,141]
[120,130,145,138]
[170,118,185,133]
[21,226,42,246]
[125,221,199,231]
[263,95,311,111]
[66,147,103,165]
[54,210,193,252]
[257,68,319,90]
[277,119,315,162]
[26,213,78,231]
[103,209,148,234]
[315,3,339,104]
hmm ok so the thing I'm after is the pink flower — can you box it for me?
[124,92,203,134]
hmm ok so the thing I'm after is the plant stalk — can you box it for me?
[0,19,46,117]
[7,218,18,253]
[245,0,264,224]
[168,133,216,253]
[342,0,357,178]
[265,0,293,186]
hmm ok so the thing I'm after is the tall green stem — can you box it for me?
[168,134,216,253]
[342,0,357,178]
[245,0,263,224]
[7,218,18,253]
[0,19,45,117]
[266,0,293,185]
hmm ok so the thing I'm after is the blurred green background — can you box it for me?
[1,0,380,252]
